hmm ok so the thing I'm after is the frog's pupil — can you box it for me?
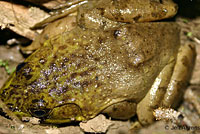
[30,108,50,118]
[33,110,46,117]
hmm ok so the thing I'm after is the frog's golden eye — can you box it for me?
[29,108,51,118]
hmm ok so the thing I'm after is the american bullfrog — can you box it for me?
[0,0,196,125]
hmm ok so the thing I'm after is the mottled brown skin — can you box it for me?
[77,0,178,29]
[0,0,196,125]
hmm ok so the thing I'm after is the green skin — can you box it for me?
[0,0,196,125]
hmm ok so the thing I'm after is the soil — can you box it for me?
[0,0,200,134]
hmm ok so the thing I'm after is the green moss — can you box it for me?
[0,59,14,75]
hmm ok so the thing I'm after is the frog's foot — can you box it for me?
[32,0,88,29]
[102,101,137,120]
[136,44,196,126]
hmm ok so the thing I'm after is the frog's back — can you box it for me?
[0,22,180,118]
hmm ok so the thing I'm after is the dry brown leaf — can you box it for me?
[0,1,49,40]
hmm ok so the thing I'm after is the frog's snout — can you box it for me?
[162,0,178,17]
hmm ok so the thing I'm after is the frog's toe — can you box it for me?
[136,44,196,126]
[136,57,176,125]
[162,44,196,107]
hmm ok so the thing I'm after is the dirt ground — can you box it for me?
[0,0,200,134]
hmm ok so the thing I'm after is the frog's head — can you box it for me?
[0,60,85,124]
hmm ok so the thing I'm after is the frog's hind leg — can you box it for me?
[136,44,196,126]
[32,0,88,29]
[102,101,137,120]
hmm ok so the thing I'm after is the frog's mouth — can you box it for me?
[31,103,85,124]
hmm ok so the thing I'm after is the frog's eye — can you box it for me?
[16,62,27,73]
[29,108,51,118]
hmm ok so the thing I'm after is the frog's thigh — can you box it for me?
[102,101,137,120]
[136,44,196,126]
[136,56,176,125]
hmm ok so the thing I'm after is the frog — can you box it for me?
[0,0,196,126]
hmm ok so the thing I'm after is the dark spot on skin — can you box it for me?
[113,30,121,38]
[114,16,119,20]
[32,99,40,103]
[133,15,141,22]
[53,55,58,59]
[80,71,89,77]
[63,57,69,62]
[10,85,20,88]
[97,82,101,88]
[77,63,81,68]
[120,17,124,21]
[74,82,81,87]
[188,44,194,51]
[94,57,100,61]
[15,97,21,102]
[71,73,77,79]
[82,81,89,87]
[6,103,18,112]
[62,86,68,92]
[60,62,66,68]
[52,75,58,81]
[84,45,89,50]
[49,63,58,71]
[97,8,105,16]
[6,103,14,108]
[8,88,19,97]
[1,88,8,97]
[181,56,189,67]
[88,54,93,58]
[39,58,46,64]
[102,21,107,28]
[24,74,32,80]
[112,107,118,112]
[98,38,103,44]
[16,62,27,73]
[71,54,76,58]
